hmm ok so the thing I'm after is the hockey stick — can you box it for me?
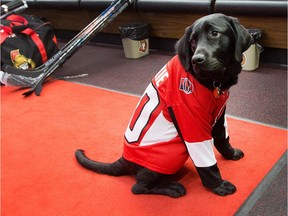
[3,0,135,96]
[0,0,28,19]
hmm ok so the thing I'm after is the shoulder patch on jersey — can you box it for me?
[179,78,193,94]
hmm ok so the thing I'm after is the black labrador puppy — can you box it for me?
[75,13,252,198]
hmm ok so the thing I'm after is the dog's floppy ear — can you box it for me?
[229,17,253,63]
[176,25,194,72]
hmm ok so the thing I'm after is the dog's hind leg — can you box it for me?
[131,168,186,198]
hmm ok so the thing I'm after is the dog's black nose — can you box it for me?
[192,54,205,65]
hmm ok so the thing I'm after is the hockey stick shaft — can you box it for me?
[0,0,28,19]
[4,0,135,96]
[4,0,130,77]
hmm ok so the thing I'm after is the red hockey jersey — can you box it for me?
[123,55,229,174]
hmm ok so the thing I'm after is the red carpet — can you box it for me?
[1,80,287,216]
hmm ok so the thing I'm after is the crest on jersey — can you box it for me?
[179,78,193,94]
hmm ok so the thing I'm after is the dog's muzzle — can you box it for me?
[191,53,228,84]
[192,51,226,71]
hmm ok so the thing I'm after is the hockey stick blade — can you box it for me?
[23,81,42,96]
[22,63,59,96]
[3,64,46,78]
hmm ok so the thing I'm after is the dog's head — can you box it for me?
[176,13,252,89]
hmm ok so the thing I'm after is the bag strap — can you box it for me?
[22,28,48,63]
[0,14,26,44]
[6,14,29,26]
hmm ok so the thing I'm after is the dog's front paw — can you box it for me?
[132,181,186,198]
[212,180,236,196]
[231,148,244,160]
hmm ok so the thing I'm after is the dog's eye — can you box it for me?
[190,40,197,49]
[211,31,221,38]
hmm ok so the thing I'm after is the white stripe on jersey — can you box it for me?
[186,139,217,167]
[155,65,169,87]
[224,115,229,139]
[140,111,178,146]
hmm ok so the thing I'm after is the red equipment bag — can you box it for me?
[0,14,58,70]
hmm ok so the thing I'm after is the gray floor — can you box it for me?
[55,42,287,128]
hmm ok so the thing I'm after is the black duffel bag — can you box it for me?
[1,14,59,70]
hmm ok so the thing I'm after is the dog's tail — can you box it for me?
[75,149,127,176]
